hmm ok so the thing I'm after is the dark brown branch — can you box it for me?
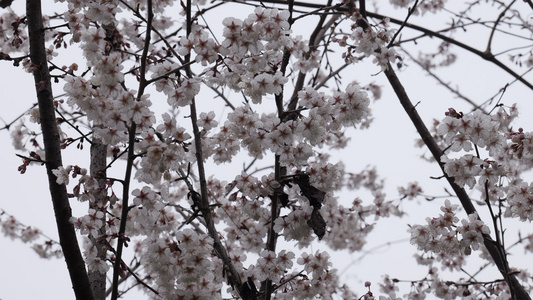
[0,0,13,8]
[189,98,247,297]
[109,111,137,300]
[26,1,94,299]
[485,0,517,54]
[184,0,246,298]
[386,0,419,48]
[110,0,153,298]
[383,64,531,300]
[366,11,533,92]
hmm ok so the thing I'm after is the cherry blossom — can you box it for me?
[52,165,72,185]
[4,1,533,299]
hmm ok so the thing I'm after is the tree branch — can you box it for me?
[26,1,94,299]
[367,11,533,92]
[527,0,533,10]
[383,63,531,300]
[485,0,517,54]
[110,0,153,298]
[287,0,334,113]
[184,0,245,298]
[231,0,533,91]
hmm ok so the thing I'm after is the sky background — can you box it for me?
[1,1,533,299]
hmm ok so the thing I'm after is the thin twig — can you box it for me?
[0,103,37,131]
[400,48,485,113]
[485,0,517,54]
[55,108,94,146]
[387,0,419,48]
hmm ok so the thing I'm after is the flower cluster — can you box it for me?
[63,14,156,141]
[409,200,490,256]
[336,16,398,70]
[83,238,111,274]
[263,251,342,299]
[1,211,62,259]
[0,8,31,54]
[437,108,514,156]
[505,182,533,221]
[70,208,105,237]
[209,82,371,166]
[248,249,295,283]
[320,197,375,252]
[178,8,293,103]
[140,229,224,299]
[434,106,533,223]
[51,165,88,186]
[398,182,423,200]
[273,206,314,246]
[441,154,498,189]
[2,214,39,241]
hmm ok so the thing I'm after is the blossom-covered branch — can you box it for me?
[383,63,531,299]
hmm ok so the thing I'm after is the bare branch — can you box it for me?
[400,48,486,113]
[485,0,517,54]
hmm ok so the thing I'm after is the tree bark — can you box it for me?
[88,140,107,300]
[26,1,94,299]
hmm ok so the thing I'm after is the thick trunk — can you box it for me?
[88,140,107,300]
[27,1,94,299]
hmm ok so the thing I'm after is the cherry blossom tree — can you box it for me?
[1,0,533,299]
